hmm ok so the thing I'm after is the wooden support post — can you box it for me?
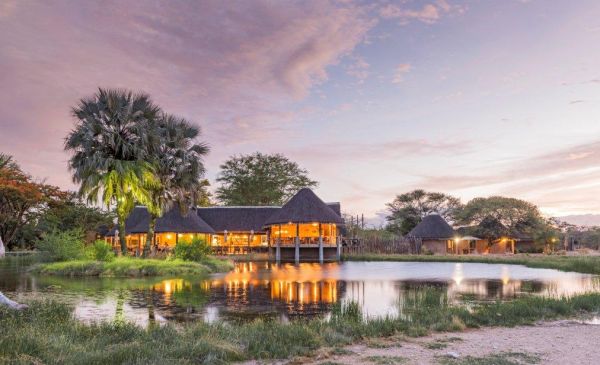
[267,230,271,259]
[318,223,323,263]
[295,223,300,264]
[336,235,341,261]
[276,225,281,263]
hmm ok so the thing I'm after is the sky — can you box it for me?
[1,0,600,226]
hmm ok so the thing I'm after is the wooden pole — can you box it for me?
[318,223,323,263]
[295,223,300,264]
[276,224,281,263]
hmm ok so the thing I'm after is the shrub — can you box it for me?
[173,237,211,262]
[36,230,85,262]
[87,240,115,262]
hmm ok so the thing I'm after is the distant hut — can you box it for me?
[106,205,214,254]
[263,188,344,262]
[407,213,455,255]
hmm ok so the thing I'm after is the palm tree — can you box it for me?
[143,114,209,256]
[65,88,161,255]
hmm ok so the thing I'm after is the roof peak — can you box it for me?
[197,206,281,209]
[263,188,343,226]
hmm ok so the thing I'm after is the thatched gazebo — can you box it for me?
[263,188,344,262]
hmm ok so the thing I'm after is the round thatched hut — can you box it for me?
[407,213,456,255]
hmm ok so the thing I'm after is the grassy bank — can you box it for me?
[343,253,600,275]
[34,256,233,277]
[2,291,600,364]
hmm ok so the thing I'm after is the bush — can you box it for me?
[87,240,115,262]
[36,230,85,262]
[173,237,211,262]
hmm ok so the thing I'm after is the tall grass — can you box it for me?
[343,253,600,275]
[2,290,600,363]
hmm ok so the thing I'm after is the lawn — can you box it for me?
[33,256,233,277]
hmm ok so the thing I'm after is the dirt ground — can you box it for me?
[242,319,600,365]
[315,320,600,365]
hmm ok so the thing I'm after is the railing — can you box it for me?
[271,237,338,246]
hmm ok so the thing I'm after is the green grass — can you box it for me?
[437,351,541,365]
[424,337,463,350]
[2,290,600,364]
[33,256,233,277]
[343,253,600,275]
[364,355,408,364]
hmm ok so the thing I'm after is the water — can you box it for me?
[1,259,599,326]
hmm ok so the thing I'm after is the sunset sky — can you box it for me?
[1,0,600,225]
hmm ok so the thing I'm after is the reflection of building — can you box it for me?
[198,262,345,319]
[104,188,344,260]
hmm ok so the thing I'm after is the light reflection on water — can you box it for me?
[1,260,600,326]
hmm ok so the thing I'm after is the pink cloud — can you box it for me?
[379,1,464,24]
[411,140,600,214]
[0,0,374,188]
[392,63,412,83]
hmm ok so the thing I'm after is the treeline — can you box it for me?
[379,189,594,250]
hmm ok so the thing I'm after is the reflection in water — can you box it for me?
[2,260,600,326]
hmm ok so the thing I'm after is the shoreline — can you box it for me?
[342,253,600,275]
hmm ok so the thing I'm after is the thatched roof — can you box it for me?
[104,190,345,236]
[197,206,280,233]
[263,188,344,226]
[106,206,215,236]
[326,202,341,217]
[407,214,455,239]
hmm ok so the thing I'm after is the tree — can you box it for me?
[0,153,66,250]
[216,152,317,206]
[35,192,115,238]
[143,114,209,256]
[385,190,462,235]
[532,222,560,252]
[456,196,543,239]
[65,88,160,255]
[195,179,213,207]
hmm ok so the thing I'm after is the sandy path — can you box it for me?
[240,320,600,365]
[308,320,600,365]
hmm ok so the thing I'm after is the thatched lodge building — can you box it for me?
[407,213,531,255]
[105,188,344,261]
